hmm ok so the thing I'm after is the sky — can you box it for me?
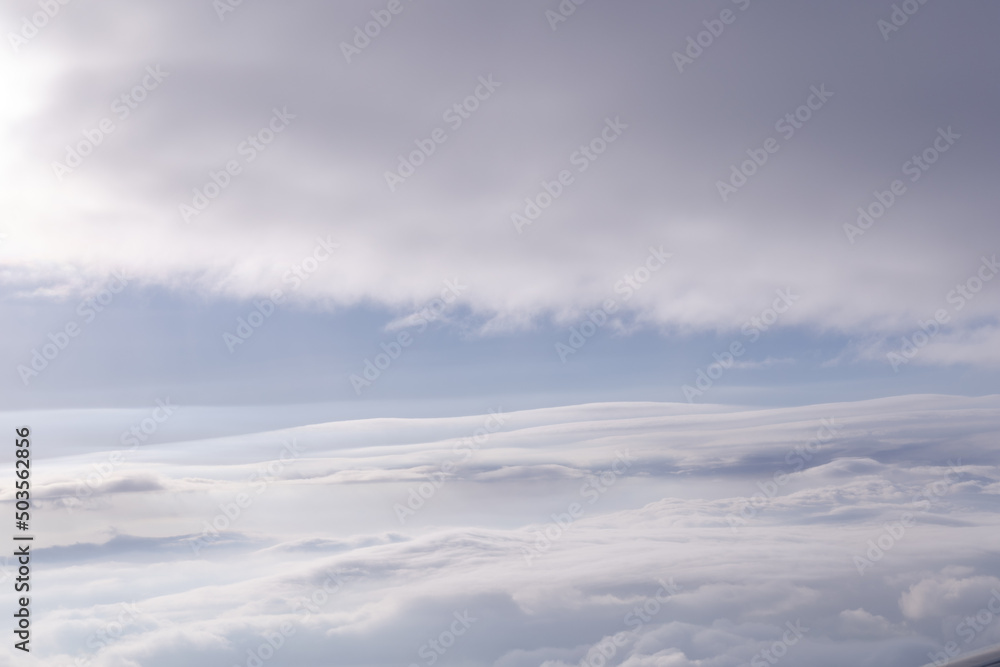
[1,1,999,666]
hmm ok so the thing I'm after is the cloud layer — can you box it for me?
[2,1,999,359]
[7,394,1000,666]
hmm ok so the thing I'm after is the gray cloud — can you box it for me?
[1,1,998,360]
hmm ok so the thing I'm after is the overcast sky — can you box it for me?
[2,1,999,666]
[2,0,999,409]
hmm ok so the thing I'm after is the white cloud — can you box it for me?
[9,394,1000,666]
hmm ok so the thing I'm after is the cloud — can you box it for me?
[9,394,1000,666]
[899,575,1000,622]
[1,1,998,349]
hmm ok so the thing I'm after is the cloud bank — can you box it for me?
[6,394,1000,666]
[1,1,999,360]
